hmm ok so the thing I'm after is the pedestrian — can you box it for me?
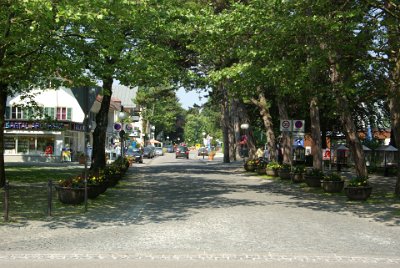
[256,147,264,158]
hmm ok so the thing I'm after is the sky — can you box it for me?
[177,88,208,109]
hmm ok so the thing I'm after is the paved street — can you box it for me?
[1,152,400,267]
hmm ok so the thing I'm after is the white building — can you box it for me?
[4,84,141,163]
[4,87,87,162]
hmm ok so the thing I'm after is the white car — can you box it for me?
[154,147,164,156]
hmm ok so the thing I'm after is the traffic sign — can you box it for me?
[293,120,305,132]
[280,120,292,132]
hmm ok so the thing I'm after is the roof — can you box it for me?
[112,84,137,109]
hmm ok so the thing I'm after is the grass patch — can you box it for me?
[1,165,90,223]
[5,165,84,184]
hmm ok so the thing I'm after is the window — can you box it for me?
[44,107,55,119]
[11,106,23,119]
[37,137,54,154]
[17,137,29,153]
[56,107,72,120]
[4,106,10,119]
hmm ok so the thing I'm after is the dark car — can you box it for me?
[198,147,208,156]
[176,146,189,159]
[125,148,143,163]
[143,146,155,158]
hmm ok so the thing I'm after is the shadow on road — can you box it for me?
[4,159,399,229]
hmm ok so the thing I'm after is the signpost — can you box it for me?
[280,119,305,166]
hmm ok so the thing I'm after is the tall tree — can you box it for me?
[63,0,184,171]
[0,0,67,187]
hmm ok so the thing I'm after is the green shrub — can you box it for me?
[323,172,344,181]
[347,177,369,187]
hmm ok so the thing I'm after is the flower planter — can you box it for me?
[78,156,86,164]
[87,184,108,199]
[290,172,304,183]
[279,169,291,180]
[244,164,256,172]
[55,186,85,205]
[106,173,122,187]
[266,167,279,177]
[344,186,372,201]
[304,175,322,188]
[321,180,344,193]
[257,167,266,175]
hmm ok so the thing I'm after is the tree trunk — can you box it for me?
[90,77,113,172]
[310,97,322,170]
[389,89,400,195]
[250,88,277,161]
[384,0,400,195]
[0,83,8,188]
[220,83,230,163]
[229,98,240,161]
[277,98,292,164]
[329,56,367,178]
[237,100,256,158]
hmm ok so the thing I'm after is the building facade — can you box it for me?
[4,88,87,162]
[4,84,142,163]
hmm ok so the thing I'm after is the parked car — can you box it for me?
[176,146,189,159]
[143,146,155,158]
[198,147,208,156]
[125,148,143,163]
[155,147,164,156]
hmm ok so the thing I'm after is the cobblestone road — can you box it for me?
[1,152,400,267]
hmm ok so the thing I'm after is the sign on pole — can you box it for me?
[280,120,292,132]
[292,120,305,132]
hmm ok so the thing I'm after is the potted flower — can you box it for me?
[244,159,257,172]
[87,171,108,198]
[321,172,345,193]
[104,165,123,187]
[290,165,305,183]
[278,163,291,180]
[344,176,372,201]
[77,152,86,164]
[266,161,280,176]
[56,176,85,204]
[304,168,324,188]
[256,158,268,175]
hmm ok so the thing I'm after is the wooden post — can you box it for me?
[4,181,9,222]
[47,180,52,217]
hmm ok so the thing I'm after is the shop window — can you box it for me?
[37,137,54,155]
[57,107,72,120]
[4,137,15,150]
[17,137,29,153]
[11,106,23,119]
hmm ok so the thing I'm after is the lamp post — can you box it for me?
[240,123,250,163]
[118,106,128,158]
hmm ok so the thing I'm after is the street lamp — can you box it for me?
[118,106,128,158]
[240,123,250,162]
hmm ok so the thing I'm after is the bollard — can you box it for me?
[47,180,52,217]
[4,181,9,222]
